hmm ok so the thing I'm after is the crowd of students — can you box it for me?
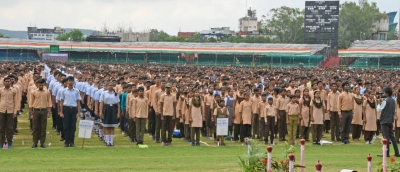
[1,62,400,155]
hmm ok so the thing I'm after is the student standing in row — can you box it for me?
[132,87,148,145]
[311,90,325,145]
[352,87,363,141]
[258,93,268,142]
[299,88,311,141]
[59,76,81,147]
[338,82,354,144]
[100,82,120,146]
[277,89,290,141]
[264,97,276,145]
[190,89,203,146]
[363,91,377,144]
[213,100,228,146]
[0,77,18,148]
[29,78,52,148]
[286,95,300,145]
[327,83,341,142]
[239,92,252,145]
[160,83,176,146]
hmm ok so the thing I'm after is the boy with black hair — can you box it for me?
[277,89,290,141]
[251,88,262,139]
[286,94,300,145]
[132,87,148,145]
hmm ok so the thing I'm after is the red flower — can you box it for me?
[390,157,396,162]
[280,160,284,164]
[262,158,268,164]
[285,160,289,164]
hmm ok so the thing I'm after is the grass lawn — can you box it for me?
[0,109,394,172]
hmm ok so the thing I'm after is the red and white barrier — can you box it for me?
[382,139,388,172]
[315,160,322,172]
[289,153,295,172]
[300,138,306,172]
[267,145,273,171]
[367,154,372,172]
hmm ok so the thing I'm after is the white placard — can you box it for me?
[216,118,228,136]
[79,120,94,129]
[78,120,94,139]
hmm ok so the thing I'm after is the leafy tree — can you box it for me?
[0,32,9,38]
[338,2,386,48]
[261,6,304,44]
[388,29,399,40]
[150,29,170,42]
[57,29,84,41]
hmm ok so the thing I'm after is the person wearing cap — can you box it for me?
[159,83,176,146]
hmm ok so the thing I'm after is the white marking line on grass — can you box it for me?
[200,141,210,146]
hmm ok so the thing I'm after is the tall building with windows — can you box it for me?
[238,8,260,35]
[27,26,65,41]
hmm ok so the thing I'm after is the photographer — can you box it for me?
[376,87,400,157]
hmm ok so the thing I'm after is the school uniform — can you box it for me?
[239,99,252,142]
[148,85,161,137]
[153,89,165,142]
[264,103,277,144]
[250,96,262,139]
[184,98,191,141]
[257,101,268,141]
[214,106,228,145]
[396,100,400,142]
[311,99,325,144]
[0,87,18,147]
[225,96,234,136]
[160,93,176,144]
[352,95,363,140]
[277,96,290,140]
[60,87,81,146]
[128,95,137,142]
[56,86,66,140]
[190,98,203,145]
[299,97,311,141]
[120,91,128,134]
[132,97,149,144]
[286,102,300,144]
[364,99,377,143]
[233,94,244,141]
[29,88,52,148]
[100,91,120,128]
[327,91,341,141]
[204,94,214,137]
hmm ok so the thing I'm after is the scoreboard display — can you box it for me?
[304,1,339,49]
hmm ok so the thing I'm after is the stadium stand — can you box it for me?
[0,38,329,67]
[340,40,400,69]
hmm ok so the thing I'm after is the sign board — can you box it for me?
[50,45,59,53]
[304,1,339,49]
[42,53,69,62]
[216,118,228,136]
[78,120,94,139]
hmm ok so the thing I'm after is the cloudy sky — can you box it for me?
[0,0,398,35]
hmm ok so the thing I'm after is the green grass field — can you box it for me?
[0,109,395,172]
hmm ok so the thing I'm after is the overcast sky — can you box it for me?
[0,0,398,35]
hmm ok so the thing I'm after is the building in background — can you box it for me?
[238,8,260,35]
[97,25,150,42]
[200,27,234,38]
[178,32,195,38]
[387,11,398,39]
[27,26,65,41]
